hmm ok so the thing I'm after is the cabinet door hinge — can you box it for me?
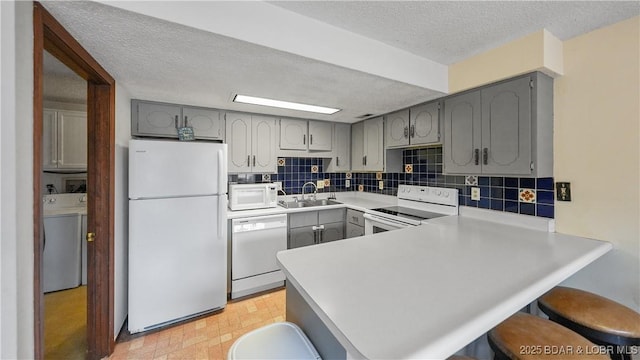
[437,102,441,110]
[530,80,534,88]
[530,162,535,170]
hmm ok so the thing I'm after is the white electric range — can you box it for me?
[363,185,459,234]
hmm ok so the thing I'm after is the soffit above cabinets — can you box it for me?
[41,1,639,123]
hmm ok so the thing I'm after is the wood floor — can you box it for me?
[110,288,286,360]
[44,285,87,360]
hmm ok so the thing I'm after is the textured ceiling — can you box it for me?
[41,1,639,123]
[270,1,640,65]
[43,51,86,104]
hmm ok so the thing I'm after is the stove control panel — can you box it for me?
[397,185,458,207]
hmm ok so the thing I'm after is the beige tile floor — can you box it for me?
[110,288,286,360]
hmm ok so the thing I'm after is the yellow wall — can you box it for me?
[554,16,639,309]
[449,29,563,93]
[448,17,640,309]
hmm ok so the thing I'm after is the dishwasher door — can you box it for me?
[231,214,287,298]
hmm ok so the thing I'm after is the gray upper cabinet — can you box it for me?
[351,122,365,172]
[308,121,332,151]
[351,117,384,172]
[385,102,440,148]
[363,117,384,171]
[133,101,181,138]
[132,100,224,141]
[481,77,532,174]
[226,112,277,173]
[279,118,307,150]
[410,102,440,145]
[385,109,410,148]
[443,91,482,174]
[443,72,553,177]
[182,106,224,140]
[325,123,351,172]
[279,119,332,151]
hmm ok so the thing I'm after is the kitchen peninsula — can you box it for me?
[277,216,612,359]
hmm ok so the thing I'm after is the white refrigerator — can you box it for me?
[128,139,227,333]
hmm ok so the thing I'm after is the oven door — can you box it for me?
[363,213,414,235]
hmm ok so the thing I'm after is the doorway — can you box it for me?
[41,49,89,359]
[33,3,116,359]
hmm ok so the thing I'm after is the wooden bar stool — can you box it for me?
[538,286,640,360]
[488,312,610,360]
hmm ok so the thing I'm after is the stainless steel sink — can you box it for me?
[278,199,341,208]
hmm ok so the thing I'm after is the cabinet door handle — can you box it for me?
[303,134,306,145]
[253,155,256,167]
[364,155,367,166]
[184,115,188,127]
[404,126,409,139]
[483,148,488,165]
[247,155,251,167]
[310,134,313,145]
[336,157,339,166]
[410,124,415,138]
[174,115,179,129]
[474,149,480,165]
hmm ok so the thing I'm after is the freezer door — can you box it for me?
[128,195,227,332]
[129,139,227,199]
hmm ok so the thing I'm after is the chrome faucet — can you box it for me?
[301,181,317,201]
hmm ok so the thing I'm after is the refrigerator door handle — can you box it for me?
[218,196,226,239]
[218,149,226,194]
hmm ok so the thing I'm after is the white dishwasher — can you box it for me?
[231,214,287,299]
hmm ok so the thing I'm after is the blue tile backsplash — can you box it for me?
[228,146,554,219]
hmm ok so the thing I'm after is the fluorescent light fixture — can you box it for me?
[233,94,340,115]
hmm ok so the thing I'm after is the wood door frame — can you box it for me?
[33,3,116,359]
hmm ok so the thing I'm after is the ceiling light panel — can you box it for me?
[233,94,340,115]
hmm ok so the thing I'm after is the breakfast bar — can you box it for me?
[276,216,612,359]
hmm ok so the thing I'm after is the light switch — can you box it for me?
[378,181,384,190]
[345,179,351,188]
[556,182,571,201]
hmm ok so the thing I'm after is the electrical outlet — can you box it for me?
[556,182,572,201]
[316,180,324,189]
[345,179,351,188]
[274,181,282,191]
[471,187,481,201]
[378,181,384,190]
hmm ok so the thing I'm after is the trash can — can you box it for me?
[227,322,321,360]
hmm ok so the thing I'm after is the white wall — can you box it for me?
[555,16,640,310]
[1,1,35,358]
[0,1,17,357]
[114,83,131,338]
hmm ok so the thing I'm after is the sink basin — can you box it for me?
[304,199,341,207]
[279,199,341,208]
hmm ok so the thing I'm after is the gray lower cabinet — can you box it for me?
[346,209,365,238]
[288,208,346,249]
[442,72,553,177]
[132,99,224,141]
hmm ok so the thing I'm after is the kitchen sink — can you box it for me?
[278,199,341,209]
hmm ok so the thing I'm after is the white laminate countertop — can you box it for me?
[276,216,612,359]
[226,191,397,219]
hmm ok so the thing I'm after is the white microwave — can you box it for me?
[229,183,278,211]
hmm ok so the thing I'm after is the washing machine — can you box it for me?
[43,193,87,293]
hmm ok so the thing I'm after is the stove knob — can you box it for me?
[435,190,442,196]
[443,192,450,198]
